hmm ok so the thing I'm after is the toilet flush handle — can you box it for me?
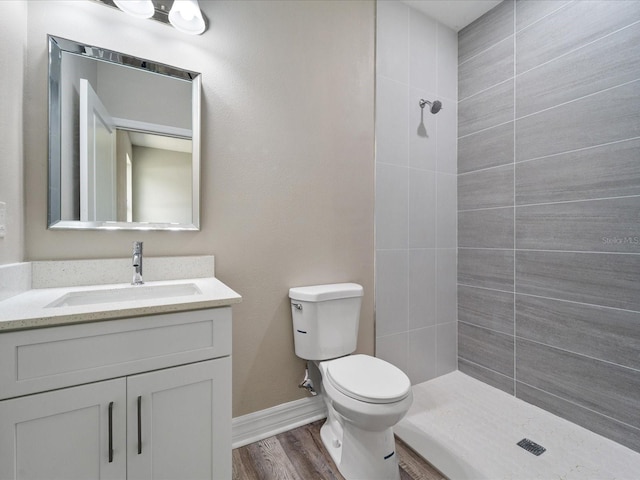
[292,303,303,311]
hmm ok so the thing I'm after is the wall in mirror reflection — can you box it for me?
[59,48,193,225]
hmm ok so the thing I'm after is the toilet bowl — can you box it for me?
[316,355,412,480]
[289,283,413,480]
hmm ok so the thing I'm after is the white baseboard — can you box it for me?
[232,395,327,448]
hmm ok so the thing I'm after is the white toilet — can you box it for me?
[289,283,413,480]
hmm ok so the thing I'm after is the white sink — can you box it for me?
[45,283,202,308]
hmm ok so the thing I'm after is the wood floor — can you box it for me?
[232,420,446,480]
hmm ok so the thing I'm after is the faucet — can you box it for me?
[132,241,144,285]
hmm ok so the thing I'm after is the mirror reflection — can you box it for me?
[48,36,201,230]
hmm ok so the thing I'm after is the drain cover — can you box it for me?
[517,438,546,456]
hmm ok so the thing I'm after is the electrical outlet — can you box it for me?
[0,202,6,238]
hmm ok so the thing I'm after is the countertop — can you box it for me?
[0,277,242,332]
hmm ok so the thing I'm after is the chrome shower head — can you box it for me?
[419,99,443,114]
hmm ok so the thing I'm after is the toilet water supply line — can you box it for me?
[299,367,317,396]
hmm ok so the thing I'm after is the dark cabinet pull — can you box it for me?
[137,395,142,454]
[108,401,114,463]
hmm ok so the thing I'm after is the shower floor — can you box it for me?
[395,371,640,480]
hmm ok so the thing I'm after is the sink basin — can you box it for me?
[45,283,202,308]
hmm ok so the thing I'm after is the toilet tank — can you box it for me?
[289,283,363,361]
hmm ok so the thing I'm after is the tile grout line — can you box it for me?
[512,3,517,398]
[434,19,440,379]
[459,246,640,256]
[458,193,640,212]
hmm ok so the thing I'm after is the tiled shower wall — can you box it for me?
[457,0,640,452]
[375,1,458,384]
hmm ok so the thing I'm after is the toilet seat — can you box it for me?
[325,355,411,404]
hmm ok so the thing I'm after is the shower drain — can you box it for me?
[517,438,546,456]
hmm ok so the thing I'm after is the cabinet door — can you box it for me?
[0,378,126,480]
[127,358,231,480]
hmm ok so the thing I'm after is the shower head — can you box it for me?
[419,99,443,114]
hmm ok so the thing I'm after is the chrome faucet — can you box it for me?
[132,241,144,285]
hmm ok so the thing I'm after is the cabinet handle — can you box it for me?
[137,395,142,454]
[108,401,114,463]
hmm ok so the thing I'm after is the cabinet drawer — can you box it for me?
[0,308,231,400]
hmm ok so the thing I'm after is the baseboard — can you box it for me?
[232,395,327,448]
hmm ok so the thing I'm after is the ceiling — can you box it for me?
[402,0,503,32]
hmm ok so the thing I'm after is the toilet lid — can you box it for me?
[325,355,411,404]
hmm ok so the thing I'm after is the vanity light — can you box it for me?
[97,0,208,35]
[113,0,154,19]
[168,0,206,35]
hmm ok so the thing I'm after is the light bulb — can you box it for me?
[169,0,206,35]
[113,0,154,19]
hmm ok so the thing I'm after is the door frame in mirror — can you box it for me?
[47,35,201,231]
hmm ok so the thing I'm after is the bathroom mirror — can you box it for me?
[48,35,201,231]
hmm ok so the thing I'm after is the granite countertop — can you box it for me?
[0,277,242,332]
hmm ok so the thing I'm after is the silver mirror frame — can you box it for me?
[47,35,201,231]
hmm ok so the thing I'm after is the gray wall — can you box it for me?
[457,0,640,452]
[22,0,375,418]
[375,1,458,384]
[0,1,27,265]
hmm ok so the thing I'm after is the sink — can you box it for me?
[45,283,202,308]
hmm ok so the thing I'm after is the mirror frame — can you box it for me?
[47,35,201,231]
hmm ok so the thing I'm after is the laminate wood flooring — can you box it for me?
[232,420,446,480]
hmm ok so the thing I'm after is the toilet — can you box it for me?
[289,283,413,480]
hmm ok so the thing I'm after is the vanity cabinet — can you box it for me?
[0,308,232,480]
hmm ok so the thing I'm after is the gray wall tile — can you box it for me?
[376,332,409,374]
[516,250,640,312]
[516,138,640,205]
[516,0,640,73]
[515,0,571,32]
[376,249,408,336]
[459,80,514,137]
[376,0,409,84]
[459,207,514,249]
[409,249,436,330]
[516,382,640,453]
[436,248,458,324]
[516,197,640,253]
[376,75,409,166]
[516,80,640,162]
[436,173,458,248]
[459,0,640,452]
[459,322,514,378]
[459,164,514,210]
[516,294,640,371]
[407,326,437,384]
[459,285,514,335]
[459,0,514,64]
[460,358,514,395]
[517,21,640,117]
[408,169,436,248]
[436,322,458,376]
[516,339,640,429]
[459,248,514,292]
[375,163,408,249]
[459,37,514,100]
[458,122,514,174]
